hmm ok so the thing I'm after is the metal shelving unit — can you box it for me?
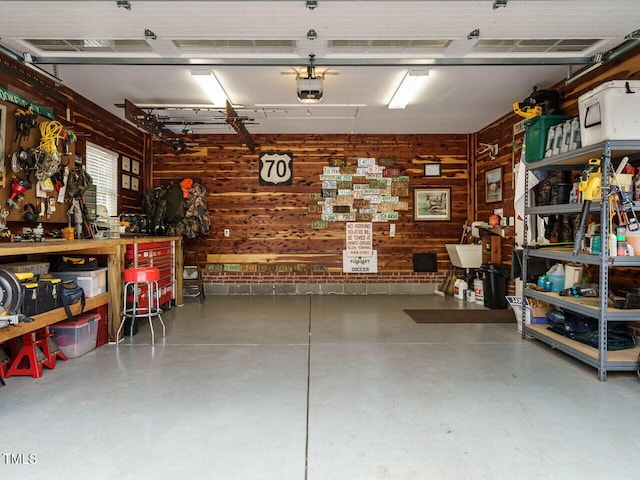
[522,140,640,381]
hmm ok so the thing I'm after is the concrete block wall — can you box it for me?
[202,271,442,295]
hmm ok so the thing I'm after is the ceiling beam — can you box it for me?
[28,56,593,67]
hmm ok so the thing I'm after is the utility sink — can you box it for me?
[446,244,482,269]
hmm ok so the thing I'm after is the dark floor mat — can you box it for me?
[404,309,515,324]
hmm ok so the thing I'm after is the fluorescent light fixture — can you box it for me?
[387,70,429,109]
[191,70,230,107]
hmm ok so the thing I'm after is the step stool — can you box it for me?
[183,250,205,302]
[117,267,166,345]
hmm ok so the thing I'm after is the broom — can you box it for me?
[434,221,468,296]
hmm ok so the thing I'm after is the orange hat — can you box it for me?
[179,178,193,198]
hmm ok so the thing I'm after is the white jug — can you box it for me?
[564,263,584,289]
[454,279,468,300]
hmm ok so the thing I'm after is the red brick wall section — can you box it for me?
[203,271,444,284]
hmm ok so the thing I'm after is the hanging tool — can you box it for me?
[0,208,10,238]
[512,87,561,119]
[609,160,639,233]
[6,177,31,209]
[14,105,38,145]
[573,158,602,255]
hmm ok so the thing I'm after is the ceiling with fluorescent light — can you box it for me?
[1,0,639,135]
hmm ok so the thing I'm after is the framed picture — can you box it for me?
[414,187,451,221]
[131,177,139,192]
[121,174,131,190]
[485,167,503,203]
[121,156,130,172]
[131,159,140,175]
[423,163,442,177]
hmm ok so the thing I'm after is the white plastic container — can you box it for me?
[55,267,107,298]
[474,278,484,305]
[453,279,467,300]
[466,289,476,303]
[578,80,640,146]
[625,229,640,256]
[564,263,584,289]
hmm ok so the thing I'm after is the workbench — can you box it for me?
[0,236,183,344]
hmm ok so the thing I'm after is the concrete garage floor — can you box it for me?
[2,295,639,480]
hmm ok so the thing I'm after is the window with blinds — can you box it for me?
[85,143,118,216]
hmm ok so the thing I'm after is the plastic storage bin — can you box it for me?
[578,80,640,146]
[55,267,107,298]
[0,261,50,275]
[50,313,100,358]
[481,264,509,309]
[524,115,572,162]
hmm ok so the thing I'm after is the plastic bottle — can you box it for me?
[537,275,548,289]
[560,119,572,153]
[545,125,556,157]
[617,235,627,256]
[609,233,617,257]
[474,278,484,305]
[569,117,581,151]
[454,279,468,300]
[552,123,563,156]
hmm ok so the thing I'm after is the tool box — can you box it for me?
[20,278,62,316]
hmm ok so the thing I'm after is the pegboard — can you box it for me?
[0,99,76,227]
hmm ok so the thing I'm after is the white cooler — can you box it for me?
[578,80,640,146]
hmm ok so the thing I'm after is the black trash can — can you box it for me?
[481,264,510,309]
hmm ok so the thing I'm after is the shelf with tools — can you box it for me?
[522,139,640,381]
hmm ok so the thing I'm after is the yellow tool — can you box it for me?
[573,158,602,255]
[513,102,542,119]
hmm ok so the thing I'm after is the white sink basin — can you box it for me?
[445,244,482,269]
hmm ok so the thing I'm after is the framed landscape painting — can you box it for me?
[414,187,450,221]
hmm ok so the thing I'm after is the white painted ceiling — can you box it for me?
[1,0,639,135]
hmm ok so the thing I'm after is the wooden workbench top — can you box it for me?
[0,236,181,257]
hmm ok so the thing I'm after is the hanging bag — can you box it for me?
[60,280,85,319]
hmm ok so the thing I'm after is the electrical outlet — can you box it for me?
[390,224,396,237]
[223,229,230,237]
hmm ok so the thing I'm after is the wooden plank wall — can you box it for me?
[0,54,145,227]
[152,133,470,271]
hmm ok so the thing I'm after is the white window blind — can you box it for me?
[85,143,118,216]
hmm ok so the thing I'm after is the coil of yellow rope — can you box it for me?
[36,121,64,181]
[38,121,64,154]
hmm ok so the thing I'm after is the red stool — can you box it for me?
[117,267,165,345]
